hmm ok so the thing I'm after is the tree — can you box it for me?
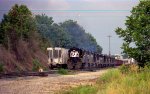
[0,4,35,49]
[60,20,102,53]
[115,1,150,67]
[35,15,72,48]
[36,16,102,53]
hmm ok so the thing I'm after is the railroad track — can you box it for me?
[0,69,97,78]
[0,66,118,79]
[0,71,58,78]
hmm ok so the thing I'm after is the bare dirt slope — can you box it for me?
[0,69,108,94]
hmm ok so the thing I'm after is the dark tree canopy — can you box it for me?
[60,20,102,53]
[36,16,102,53]
[115,1,150,67]
[35,14,72,48]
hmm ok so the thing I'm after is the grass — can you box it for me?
[62,85,97,94]
[57,68,69,75]
[61,64,150,94]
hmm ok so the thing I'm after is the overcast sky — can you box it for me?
[0,0,139,55]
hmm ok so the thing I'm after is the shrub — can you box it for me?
[119,64,130,74]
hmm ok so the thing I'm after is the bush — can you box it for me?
[32,59,43,72]
[119,64,130,74]
[58,68,68,75]
[145,62,150,69]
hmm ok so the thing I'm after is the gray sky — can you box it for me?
[0,0,139,55]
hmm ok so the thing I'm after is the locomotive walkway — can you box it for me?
[0,69,108,94]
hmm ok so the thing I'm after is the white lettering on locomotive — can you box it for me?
[70,50,79,57]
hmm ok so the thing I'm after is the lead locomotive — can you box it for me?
[67,47,83,69]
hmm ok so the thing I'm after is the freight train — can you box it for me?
[47,47,124,70]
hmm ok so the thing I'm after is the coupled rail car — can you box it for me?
[47,47,123,70]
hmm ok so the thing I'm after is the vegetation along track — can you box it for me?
[0,69,108,94]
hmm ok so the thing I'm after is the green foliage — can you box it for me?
[0,4,49,71]
[119,64,130,74]
[0,63,4,73]
[35,16,102,52]
[62,85,97,94]
[145,62,150,68]
[32,59,42,72]
[115,1,150,67]
[39,37,51,52]
[97,69,120,83]
[99,68,150,94]
[0,4,36,48]
[61,66,150,94]
[50,23,72,48]
[57,68,69,75]
[122,53,128,59]
[35,15,72,48]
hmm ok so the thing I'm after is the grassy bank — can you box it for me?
[62,65,150,94]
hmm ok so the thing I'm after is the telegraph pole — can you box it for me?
[108,35,112,56]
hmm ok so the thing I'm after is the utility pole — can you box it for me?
[108,35,112,56]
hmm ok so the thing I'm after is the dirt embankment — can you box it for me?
[0,39,48,72]
[0,69,108,94]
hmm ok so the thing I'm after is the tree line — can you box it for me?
[0,4,102,54]
[35,15,102,53]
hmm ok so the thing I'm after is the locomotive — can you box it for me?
[47,47,123,70]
